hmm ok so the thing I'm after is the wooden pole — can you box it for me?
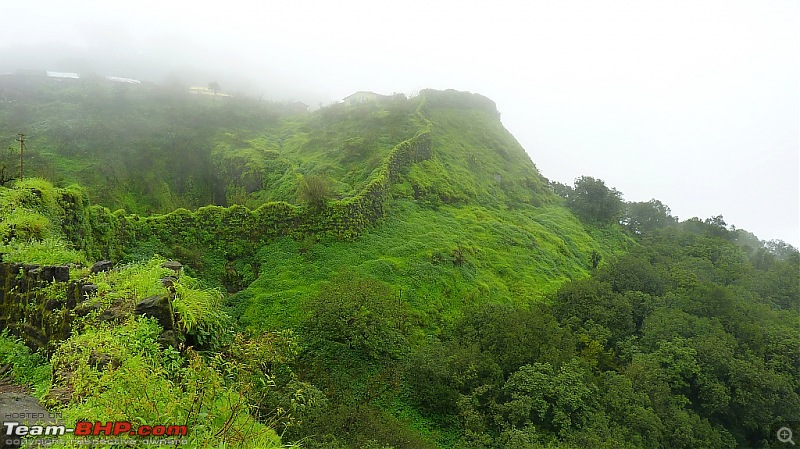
[16,133,25,180]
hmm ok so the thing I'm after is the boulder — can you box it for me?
[44,298,62,312]
[90,260,113,274]
[39,266,54,281]
[134,295,175,331]
[80,284,98,298]
[53,266,69,282]
[73,302,101,317]
[161,260,183,274]
[98,308,126,323]
[157,330,180,349]
[160,276,177,289]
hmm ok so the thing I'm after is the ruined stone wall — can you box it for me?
[0,261,86,353]
[0,260,181,355]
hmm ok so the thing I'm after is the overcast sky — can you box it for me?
[2,0,798,245]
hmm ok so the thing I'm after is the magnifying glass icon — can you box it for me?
[778,427,795,445]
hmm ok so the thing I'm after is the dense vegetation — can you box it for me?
[0,78,797,448]
[1,76,417,212]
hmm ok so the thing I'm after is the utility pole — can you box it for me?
[15,133,25,180]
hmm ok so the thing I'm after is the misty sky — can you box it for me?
[2,0,798,245]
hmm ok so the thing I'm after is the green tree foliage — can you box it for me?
[622,199,677,235]
[560,176,624,225]
[596,253,670,296]
[0,146,18,186]
[499,360,597,436]
[302,273,409,361]
[764,238,799,260]
[396,220,798,448]
[553,225,799,448]
[553,278,635,350]
[453,302,576,376]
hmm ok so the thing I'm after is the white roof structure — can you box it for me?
[106,76,141,84]
[46,71,79,79]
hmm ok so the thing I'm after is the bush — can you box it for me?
[302,273,409,361]
[172,276,234,351]
[297,174,333,210]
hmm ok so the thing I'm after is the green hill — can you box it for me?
[0,80,797,449]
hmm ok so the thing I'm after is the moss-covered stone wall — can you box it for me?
[0,262,83,353]
[61,130,432,265]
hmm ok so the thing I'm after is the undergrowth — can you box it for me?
[0,330,51,398]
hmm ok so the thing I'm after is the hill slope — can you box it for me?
[231,90,632,332]
[0,83,796,449]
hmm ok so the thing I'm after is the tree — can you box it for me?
[454,302,576,376]
[550,180,572,199]
[553,277,636,348]
[590,250,602,269]
[764,239,798,260]
[622,199,677,235]
[499,359,597,436]
[566,176,624,225]
[0,146,18,186]
[208,81,221,95]
[0,164,14,186]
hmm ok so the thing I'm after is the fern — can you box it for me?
[172,278,233,350]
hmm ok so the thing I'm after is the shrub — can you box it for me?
[297,174,333,211]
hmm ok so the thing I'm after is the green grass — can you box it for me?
[47,316,283,449]
[232,199,632,334]
[0,178,90,265]
[0,331,52,398]
[86,257,174,303]
[0,237,87,265]
[413,107,552,208]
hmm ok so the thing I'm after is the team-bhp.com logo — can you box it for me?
[4,420,187,438]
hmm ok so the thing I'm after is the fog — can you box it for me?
[2,0,797,245]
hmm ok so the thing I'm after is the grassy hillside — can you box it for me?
[232,92,632,334]
[0,82,796,449]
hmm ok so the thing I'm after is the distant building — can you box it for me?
[285,101,309,114]
[46,71,79,80]
[106,76,141,84]
[342,91,388,107]
[189,86,230,97]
